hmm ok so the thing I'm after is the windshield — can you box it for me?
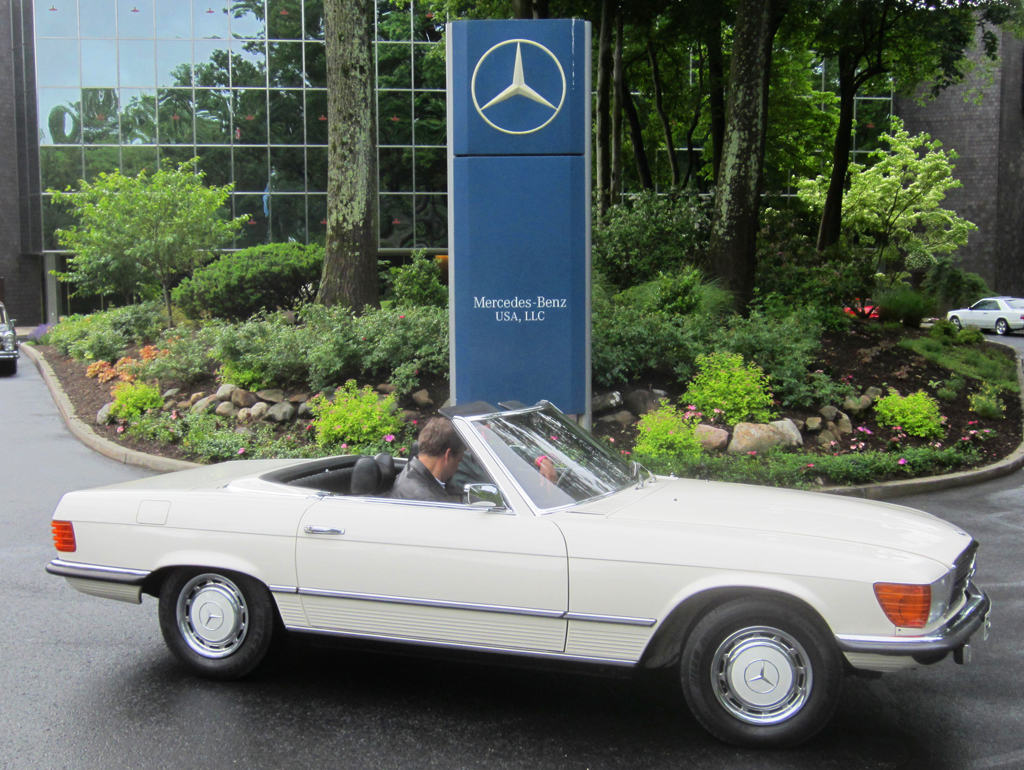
[468,406,634,510]
[0,307,7,326]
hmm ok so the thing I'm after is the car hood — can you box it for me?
[580,476,971,567]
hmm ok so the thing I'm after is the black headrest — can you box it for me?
[374,453,396,484]
[350,456,382,497]
[409,441,419,459]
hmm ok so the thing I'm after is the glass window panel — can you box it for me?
[235,193,269,247]
[158,88,195,143]
[305,146,326,191]
[413,43,444,90]
[158,145,197,168]
[305,90,327,144]
[119,41,156,87]
[118,0,154,37]
[233,145,268,191]
[414,147,445,192]
[154,0,192,38]
[230,1,266,39]
[81,0,117,38]
[121,146,159,177]
[304,0,323,40]
[232,90,267,144]
[269,194,306,242]
[268,90,304,144]
[854,99,892,154]
[84,145,121,181]
[35,0,80,37]
[414,194,447,249]
[120,89,157,143]
[196,145,231,186]
[270,147,305,191]
[36,40,81,87]
[379,147,412,192]
[193,0,228,38]
[194,88,231,142]
[268,41,303,87]
[413,91,445,145]
[378,91,412,145]
[158,40,193,87]
[41,146,84,191]
[81,88,120,144]
[38,89,81,144]
[308,194,326,244]
[376,43,411,89]
[81,41,119,88]
[304,42,325,88]
[267,0,302,39]
[379,195,414,249]
[232,39,267,87]
[413,5,442,43]
[376,2,409,42]
[43,195,79,250]
[194,40,231,87]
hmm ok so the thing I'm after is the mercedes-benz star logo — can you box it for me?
[743,660,780,694]
[471,39,566,135]
[198,602,224,631]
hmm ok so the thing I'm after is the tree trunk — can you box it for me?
[611,9,624,202]
[705,23,726,184]
[622,68,654,189]
[709,0,787,312]
[596,0,614,216]
[647,34,679,187]
[317,0,379,311]
[816,56,859,253]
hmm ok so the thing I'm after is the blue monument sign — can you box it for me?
[447,19,591,420]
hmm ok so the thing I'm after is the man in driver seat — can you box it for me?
[390,418,465,503]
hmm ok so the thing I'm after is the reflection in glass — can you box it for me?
[193,0,229,39]
[120,89,158,143]
[122,146,159,176]
[268,90,304,144]
[84,145,121,181]
[230,0,267,39]
[194,89,232,142]
[304,42,325,87]
[196,145,231,186]
[414,194,446,248]
[82,88,120,144]
[305,90,327,144]
[233,145,269,191]
[41,146,84,191]
[81,0,117,38]
[379,147,412,192]
[307,194,326,244]
[270,194,306,242]
[267,0,302,40]
[155,0,192,39]
[232,90,268,144]
[413,6,443,43]
[413,91,445,145]
[235,193,269,247]
[39,90,81,144]
[81,40,118,87]
[158,89,196,144]
[414,43,444,89]
[157,40,193,87]
[232,39,268,87]
[305,146,326,191]
[304,0,323,40]
[35,0,80,37]
[36,40,81,87]
[270,147,305,190]
[118,0,154,38]
[43,195,79,250]
[379,195,414,248]
[378,91,412,145]
[269,41,303,87]
[376,43,411,90]
[158,145,197,168]
[376,1,409,42]
[194,40,231,86]
[415,147,445,192]
[854,99,892,154]
[119,40,157,87]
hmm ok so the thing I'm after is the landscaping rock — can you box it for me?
[162,388,180,401]
[288,393,309,404]
[176,400,191,410]
[191,395,219,415]
[818,429,838,446]
[250,401,270,421]
[819,405,839,421]
[298,401,315,419]
[266,401,297,423]
[597,414,620,424]
[412,389,433,408]
[695,424,729,452]
[232,388,259,408]
[591,391,622,414]
[400,409,420,424]
[770,418,804,447]
[188,392,206,406]
[255,389,284,404]
[865,386,883,400]
[805,416,823,432]
[727,423,790,454]
[215,401,237,418]
[835,412,853,435]
[237,408,251,423]
[376,383,397,395]
[614,410,636,426]
[234,426,252,435]
[843,395,864,415]
[623,390,664,417]
[216,384,237,401]
[96,402,114,425]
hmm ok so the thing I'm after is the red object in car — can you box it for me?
[844,299,879,319]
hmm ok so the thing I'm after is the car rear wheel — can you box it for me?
[680,597,843,748]
[995,318,1010,335]
[949,316,962,330]
[159,569,278,680]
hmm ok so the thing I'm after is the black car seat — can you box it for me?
[350,456,383,497]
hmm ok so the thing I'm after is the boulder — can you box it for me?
[623,390,664,417]
[191,395,219,415]
[266,401,297,423]
[400,409,420,424]
[96,402,114,425]
[237,408,251,423]
[232,389,259,408]
[805,416,823,432]
[727,423,790,454]
[818,429,838,446]
[188,392,206,406]
[843,395,865,415]
[215,384,237,402]
[250,401,270,421]
[614,410,636,426]
[865,386,883,401]
[376,383,397,395]
[255,389,285,404]
[298,401,315,419]
[770,418,804,447]
[694,424,729,452]
[835,412,853,435]
[234,426,253,435]
[412,389,433,408]
[591,391,622,414]
[819,405,839,421]
[215,401,237,418]
[287,393,309,404]
[161,388,180,401]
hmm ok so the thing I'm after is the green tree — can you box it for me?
[50,158,244,323]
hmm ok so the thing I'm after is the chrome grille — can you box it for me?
[952,541,979,604]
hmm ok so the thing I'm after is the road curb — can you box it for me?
[22,344,201,473]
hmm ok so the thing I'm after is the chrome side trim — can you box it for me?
[836,581,991,656]
[46,559,150,585]
[285,625,638,667]
[298,588,565,618]
[566,612,657,627]
[269,585,298,594]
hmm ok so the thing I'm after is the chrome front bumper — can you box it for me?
[835,581,991,659]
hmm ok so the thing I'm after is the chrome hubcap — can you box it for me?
[177,574,248,658]
[711,626,812,725]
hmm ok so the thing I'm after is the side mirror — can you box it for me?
[463,483,506,510]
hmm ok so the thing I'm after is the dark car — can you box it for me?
[0,302,19,375]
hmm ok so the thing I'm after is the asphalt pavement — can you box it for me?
[2,344,1023,770]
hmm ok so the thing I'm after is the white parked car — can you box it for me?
[947,296,1024,335]
[47,402,991,748]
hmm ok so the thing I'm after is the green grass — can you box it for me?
[898,337,1019,391]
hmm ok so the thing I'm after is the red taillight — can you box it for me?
[874,583,930,628]
[52,520,76,553]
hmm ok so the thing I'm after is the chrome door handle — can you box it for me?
[304,526,345,535]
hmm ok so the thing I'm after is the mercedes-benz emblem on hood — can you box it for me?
[471,39,566,135]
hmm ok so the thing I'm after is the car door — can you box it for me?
[295,497,569,652]
[967,299,999,328]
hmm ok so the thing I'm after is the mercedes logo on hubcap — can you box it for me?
[471,39,566,135]
[198,601,225,631]
[743,659,781,694]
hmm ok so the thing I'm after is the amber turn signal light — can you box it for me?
[52,520,76,553]
[874,582,930,628]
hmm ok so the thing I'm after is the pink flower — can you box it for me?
[398,315,406,319]
[384,434,395,442]
[747,451,757,456]
[341,443,348,449]
[116,426,124,434]
[608,437,615,442]
[806,463,814,468]
[237,447,245,455]
[170,411,178,420]
[898,458,907,465]
[412,420,418,425]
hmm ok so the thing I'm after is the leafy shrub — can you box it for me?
[388,250,447,308]
[923,260,990,311]
[353,306,449,393]
[874,390,944,438]
[109,381,163,420]
[633,404,703,462]
[969,382,1005,419]
[310,381,407,454]
[172,243,323,321]
[300,304,361,392]
[138,327,217,385]
[929,318,959,342]
[876,288,933,328]
[683,352,775,425]
[207,316,310,389]
[41,303,166,362]
[957,326,984,345]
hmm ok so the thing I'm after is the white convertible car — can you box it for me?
[47,401,991,747]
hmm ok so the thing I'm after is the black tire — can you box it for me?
[158,568,278,680]
[680,597,843,748]
[949,316,962,330]
[995,318,1009,335]
[0,359,14,376]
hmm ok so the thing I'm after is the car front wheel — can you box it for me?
[949,316,962,330]
[995,318,1010,335]
[159,569,278,680]
[680,597,843,748]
